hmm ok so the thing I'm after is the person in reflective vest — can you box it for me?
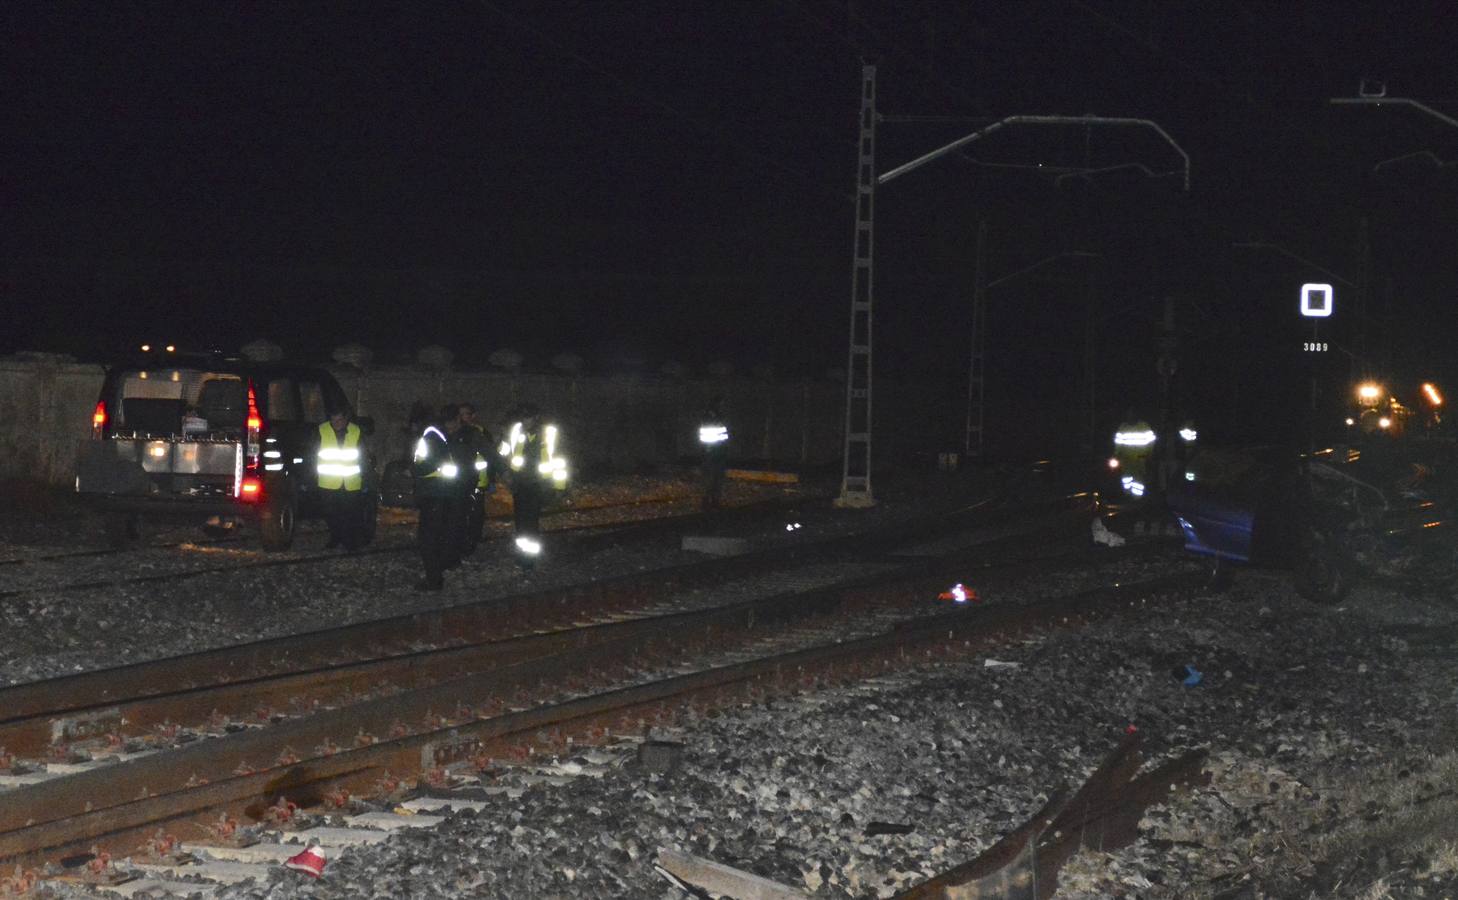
[1168,419,1198,488]
[316,408,366,550]
[1111,413,1156,498]
[452,402,496,557]
[698,397,730,510]
[411,405,466,591]
[499,404,568,568]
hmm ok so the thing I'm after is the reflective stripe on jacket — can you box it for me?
[316,422,363,491]
[413,425,462,497]
[500,421,568,489]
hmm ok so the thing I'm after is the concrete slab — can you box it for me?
[131,859,271,885]
[95,877,217,898]
[345,811,445,830]
[292,826,392,846]
[181,842,298,864]
[400,796,488,813]
[0,771,55,788]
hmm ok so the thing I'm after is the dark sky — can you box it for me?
[4,1,1457,437]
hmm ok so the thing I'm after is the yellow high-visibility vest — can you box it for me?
[500,421,568,489]
[317,422,363,491]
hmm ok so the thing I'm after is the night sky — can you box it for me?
[5,1,1457,442]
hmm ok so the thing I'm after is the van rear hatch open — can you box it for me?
[77,367,249,501]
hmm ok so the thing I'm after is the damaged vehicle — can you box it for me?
[75,348,379,550]
[1165,439,1458,603]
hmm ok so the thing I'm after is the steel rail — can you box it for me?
[0,505,1138,765]
[0,495,1100,766]
[894,733,1209,899]
[0,564,1195,868]
[0,489,1080,721]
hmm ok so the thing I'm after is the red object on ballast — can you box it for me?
[937,583,980,603]
[284,845,326,878]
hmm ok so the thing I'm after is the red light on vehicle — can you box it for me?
[239,476,263,500]
[92,401,107,438]
[245,382,264,473]
[246,385,262,431]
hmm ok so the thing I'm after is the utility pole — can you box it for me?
[965,220,988,459]
[1355,216,1370,381]
[838,74,1190,502]
[836,63,878,508]
[1154,297,1179,493]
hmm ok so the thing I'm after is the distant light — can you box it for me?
[138,371,148,380]
[1345,417,1355,426]
[1107,457,1120,470]
[1301,283,1333,318]
[1378,416,1392,429]
[1179,428,1197,442]
[1185,471,1196,481]
[165,344,176,353]
[1114,430,1156,447]
[1357,383,1382,404]
[1423,383,1443,406]
[515,536,542,555]
[140,344,151,352]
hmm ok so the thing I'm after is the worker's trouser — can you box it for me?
[511,478,545,558]
[320,489,364,549]
[701,450,727,510]
[417,493,464,585]
[462,489,487,556]
[512,479,544,535]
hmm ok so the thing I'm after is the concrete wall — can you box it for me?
[0,354,967,486]
[0,355,108,485]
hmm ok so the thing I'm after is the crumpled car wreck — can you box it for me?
[1165,440,1458,603]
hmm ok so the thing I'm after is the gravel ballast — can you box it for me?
[6,473,1458,898]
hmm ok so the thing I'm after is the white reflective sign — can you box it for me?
[1301,283,1333,318]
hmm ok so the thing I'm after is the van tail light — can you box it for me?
[92,401,107,439]
[239,475,264,501]
[238,382,265,501]
[245,383,263,470]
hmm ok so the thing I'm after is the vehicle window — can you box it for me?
[112,369,243,436]
[299,380,327,424]
[266,379,301,422]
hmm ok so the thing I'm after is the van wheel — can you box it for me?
[260,487,297,551]
[1294,526,1352,604]
[104,512,141,549]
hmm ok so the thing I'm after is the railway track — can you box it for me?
[0,563,1199,896]
[0,491,1197,889]
[0,492,807,600]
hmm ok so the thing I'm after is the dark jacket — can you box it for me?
[412,425,462,499]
